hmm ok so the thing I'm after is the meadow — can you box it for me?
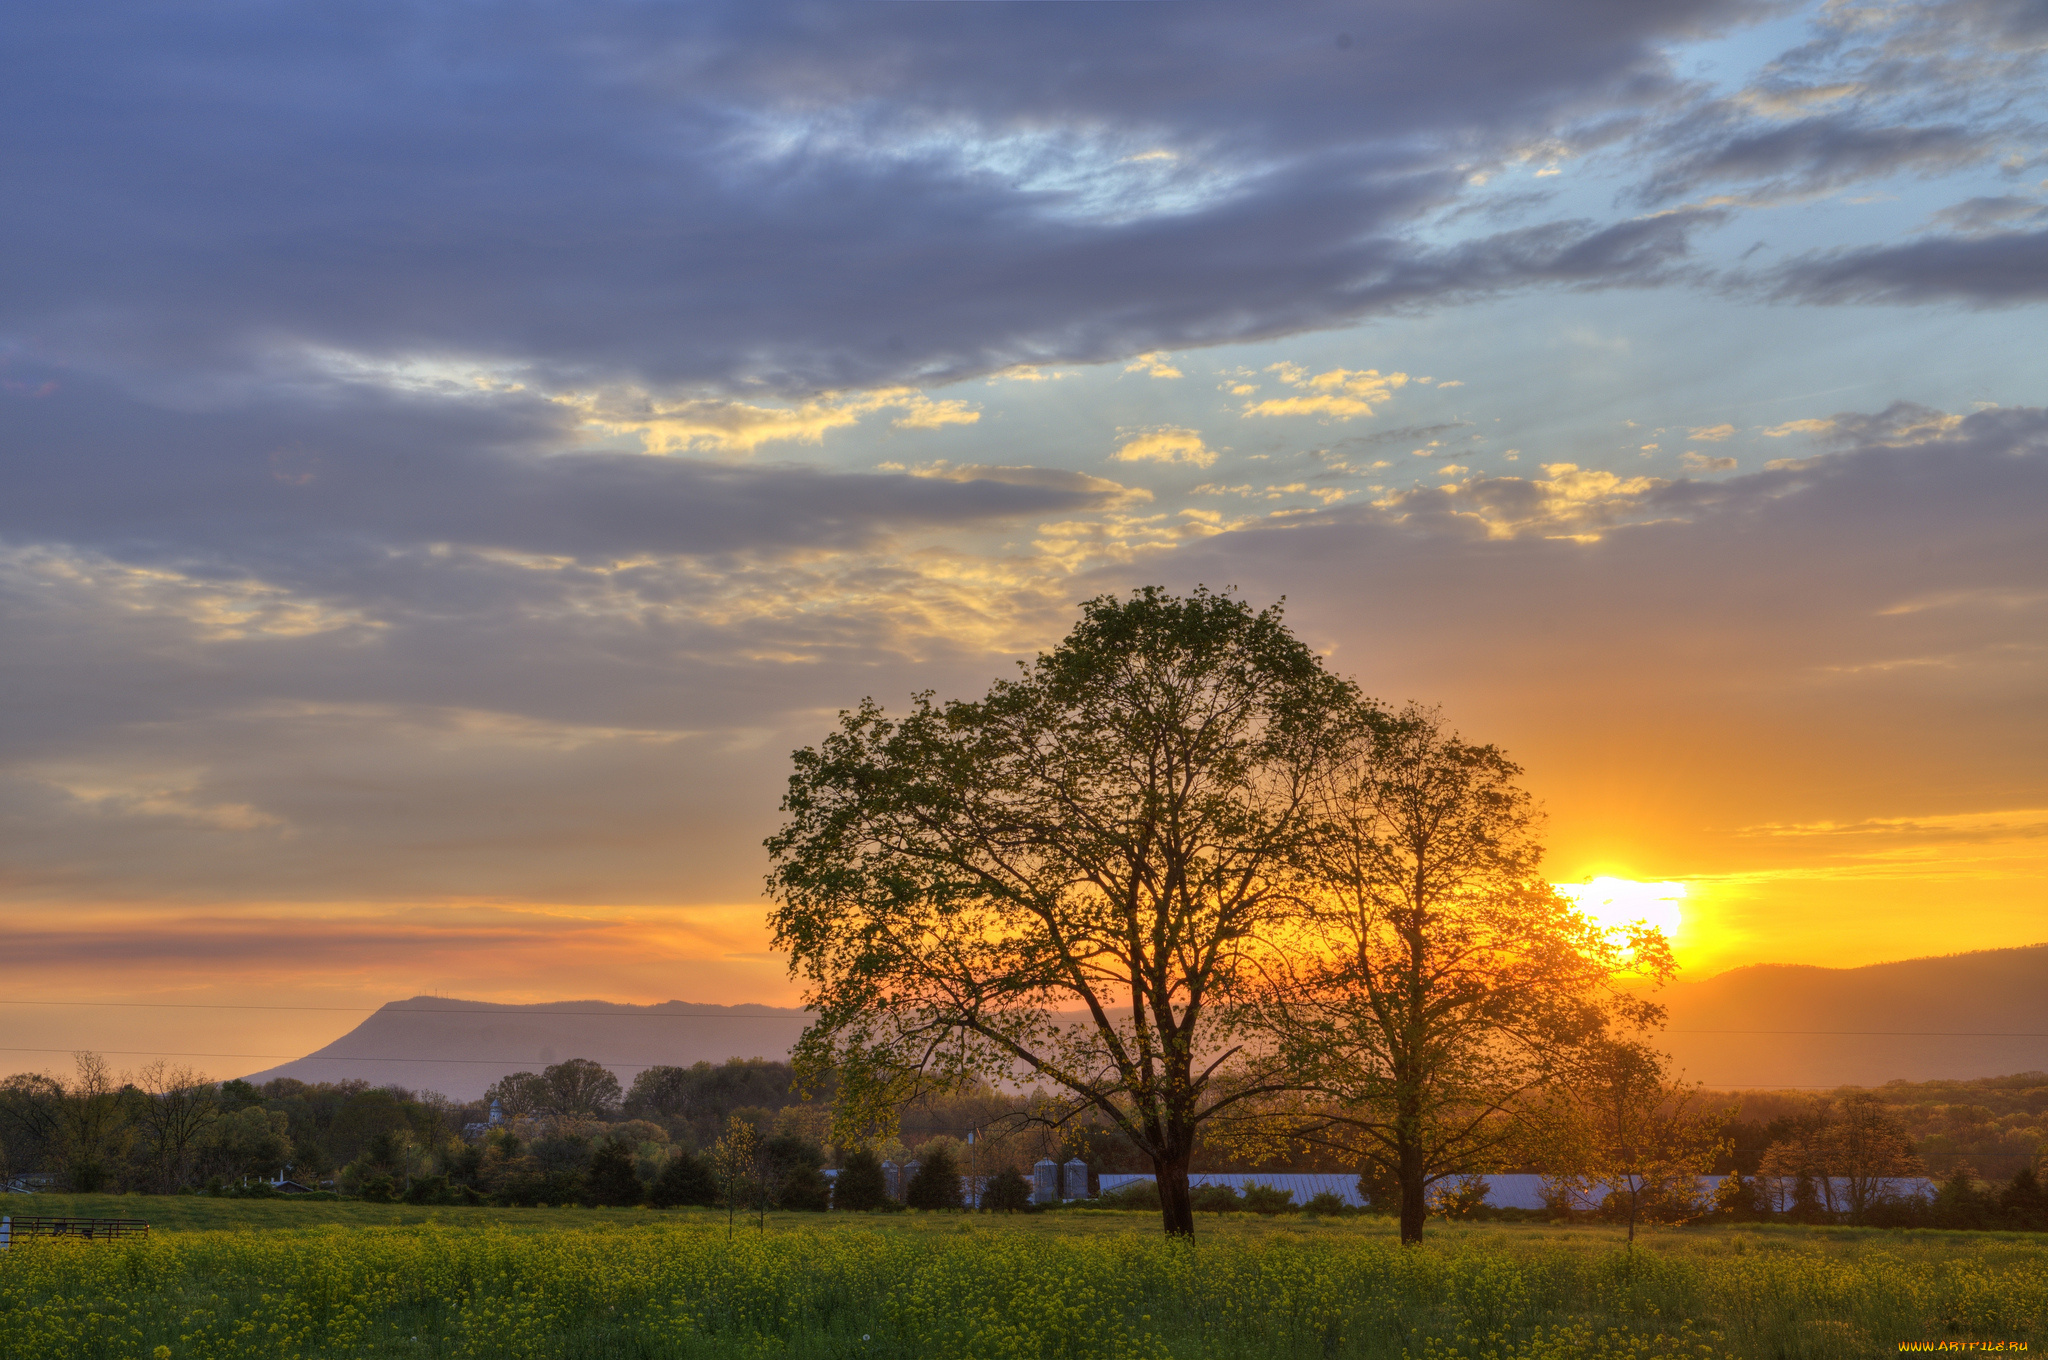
[4,1198,2045,1359]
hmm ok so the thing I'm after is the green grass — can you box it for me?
[4,1198,2045,1358]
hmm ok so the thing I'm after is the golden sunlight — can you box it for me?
[1555,876,1686,938]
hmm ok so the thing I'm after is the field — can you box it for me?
[4,1198,2045,1359]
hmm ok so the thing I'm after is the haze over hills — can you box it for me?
[240,946,2048,1101]
[1657,944,2048,1089]
[239,999,811,1102]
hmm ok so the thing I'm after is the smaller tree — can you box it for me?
[1713,1169,1767,1221]
[1427,1174,1490,1220]
[1540,1043,1726,1247]
[768,1134,831,1211]
[906,1142,964,1210]
[1999,1165,2048,1231]
[647,1150,719,1208]
[1823,1093,1923,1219]
[1787,1169,1827,1223]
[983,1167,1032,1212]
[587,1138,644,1207]
[1355,1161,1398,1215]
[1241,1181,1296,1216]
[1758,1099,1836,1216]
[1934,1162,1990,1230]
[709,1115,761,1240]
[832,1148,891,1211]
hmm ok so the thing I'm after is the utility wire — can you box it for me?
[0,1048,795,1064]
[0,1000,805,1018]
[0,1001,2041,1038]
[0,1046,1940,1091]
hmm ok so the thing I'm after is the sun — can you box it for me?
[1554,877,1685,938]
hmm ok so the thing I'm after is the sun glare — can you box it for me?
[1555,877,1685,938]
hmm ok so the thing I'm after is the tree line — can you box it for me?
[6,1046,2041,1233]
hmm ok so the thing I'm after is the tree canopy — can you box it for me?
[766,586,1365,1235]
[1234,706,1674,1242]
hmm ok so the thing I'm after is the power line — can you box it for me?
[0,1000,807,1018]
[0,999,2039,1039]
[1668,1029,2048,1038]
[0,1048,783,1065]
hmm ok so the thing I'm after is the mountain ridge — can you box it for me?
[241,944,2048,1100]
[240,996,812,1101]
[1657,943,2048,1088]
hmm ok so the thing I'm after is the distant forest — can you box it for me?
[3,1053,2044,1228]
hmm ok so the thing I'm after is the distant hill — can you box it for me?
[240,998,810,1102]
[1658,944,2048,1088]
[242,945,2048,1102]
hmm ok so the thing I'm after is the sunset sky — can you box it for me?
[4,1,2045,1078]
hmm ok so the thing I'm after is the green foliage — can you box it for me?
[767,587,1368,1237]
[1428,1174,1490,1220]
[1935,1163,1992,1230]
[1191,1183,1242,1214]
[586,1138,644,1207]
[1303,1190,1350,1216]
[1244,705,1675,1247]
[1790,1169,1827,1223]
[1240,1181,1296,1215]
[2003,1165,2048,1230]
[906,1143,964,1210]
[831,1148,891,1211]
[647,1150,719,1208]
[983,1166,1034,1212]
[1356,1162,1399,1214]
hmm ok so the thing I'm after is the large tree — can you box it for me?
[1235,706,1673,1243]
[766,587,1365,1236]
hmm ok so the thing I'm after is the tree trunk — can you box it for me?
[1398,1139,1427,1245]
[1155,1149,1196,1238]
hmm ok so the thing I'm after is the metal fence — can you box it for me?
[0,1216,151,1248]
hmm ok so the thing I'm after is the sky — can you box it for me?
[3,0,2045,1079]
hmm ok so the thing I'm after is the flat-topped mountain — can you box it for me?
[240,997,810,1102]
[1658,944,2048,1089]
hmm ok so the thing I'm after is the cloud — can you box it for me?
[1124,353,1183,379]
[558,386,978,454]
[1243,364,1409,420]
[1763,418,1835,437]
[0,2,1779,403]
[1688,424,1735,442]
[905,462,1153,509]
[1112,427,1217,467]
[1929,196,2048,235]
[1738,808,2048,842]
[1643,116,1994,205]
[1682,452,1739,472]
[0,380,1153,621]
[1767,228,2048,305]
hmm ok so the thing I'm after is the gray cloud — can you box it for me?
[0,377,1123,569]
[1929,195,2048,234]
[1768,227,2048,304]
[1641,116,1992,204]
[0,0,1766,399]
